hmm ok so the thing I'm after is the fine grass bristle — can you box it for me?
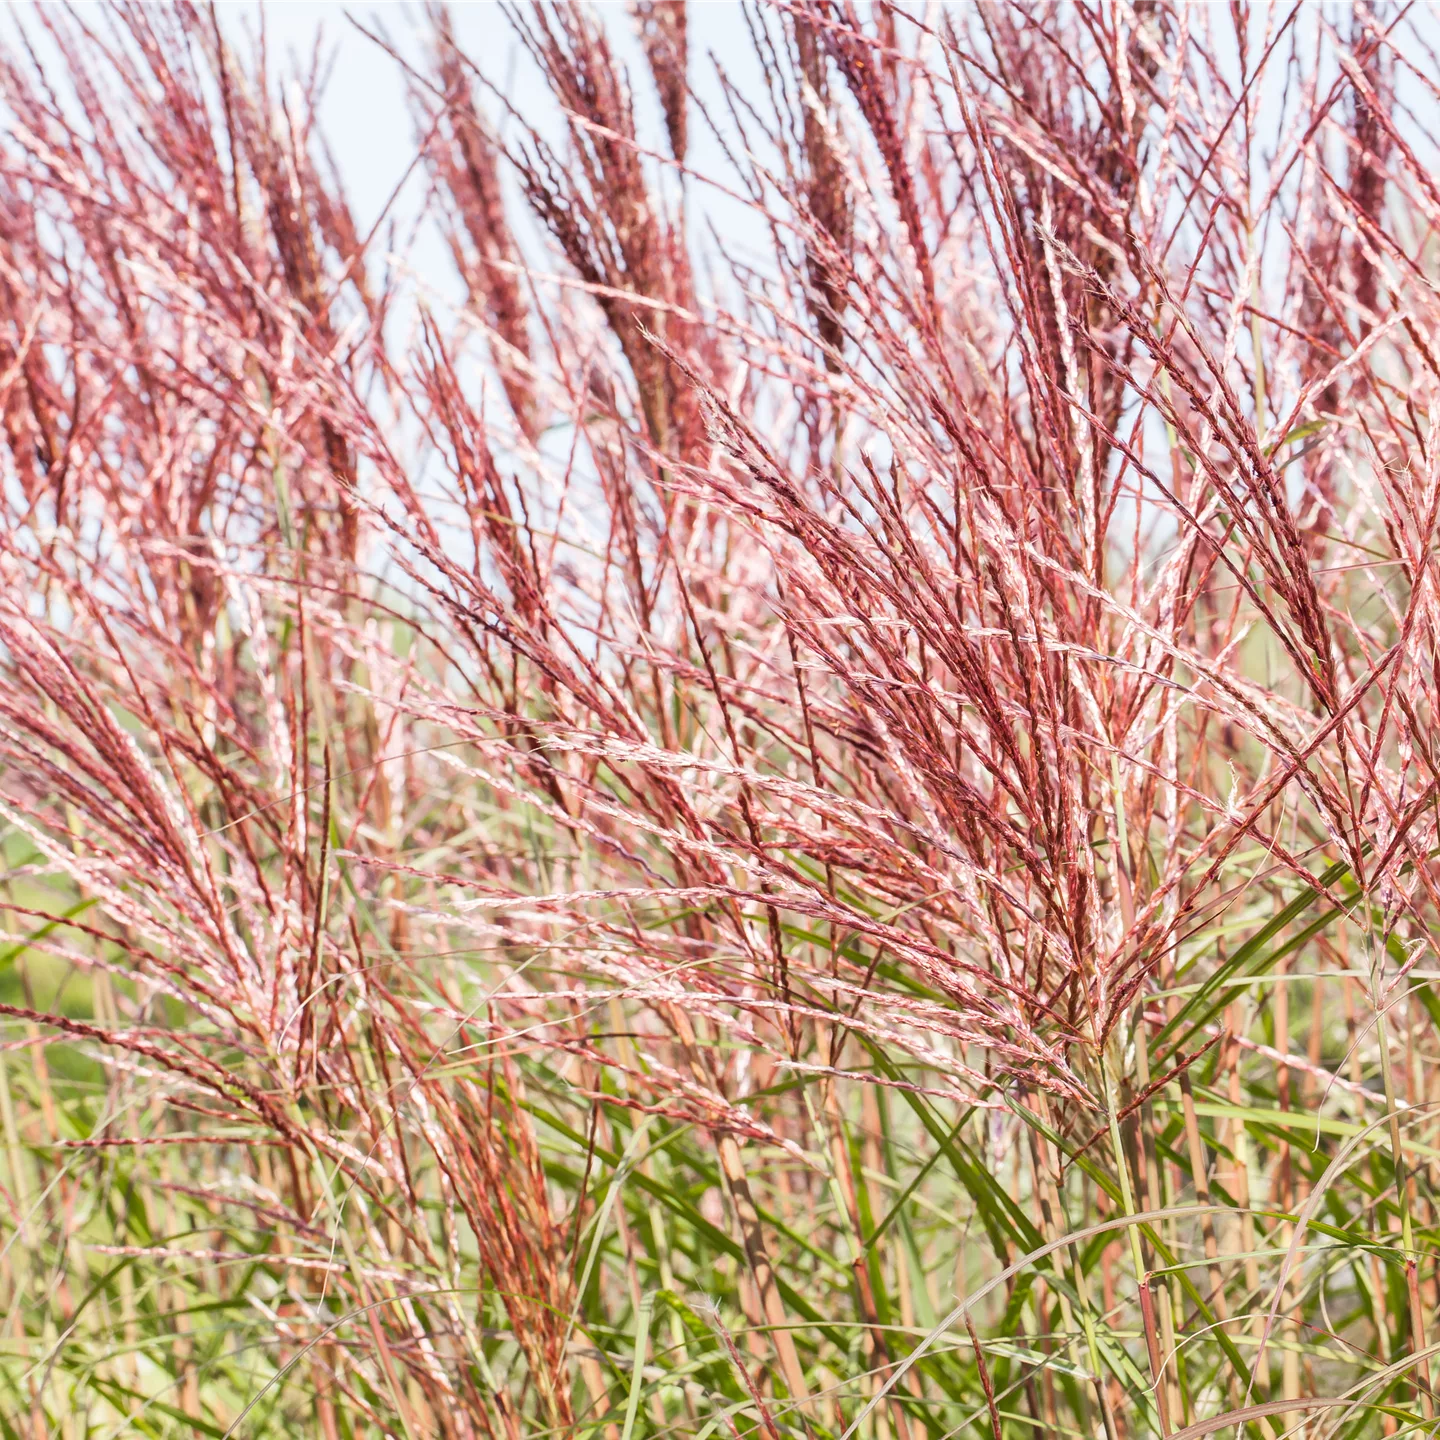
[4,4,1440,1439]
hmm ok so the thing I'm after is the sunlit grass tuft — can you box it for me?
[3,4,1440,1439]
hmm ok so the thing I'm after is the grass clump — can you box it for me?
[2,3,1440,1438]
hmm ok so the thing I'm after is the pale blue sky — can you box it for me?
[223,2,764,248]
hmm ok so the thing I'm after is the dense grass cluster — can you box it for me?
[4,2,1440,1436]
